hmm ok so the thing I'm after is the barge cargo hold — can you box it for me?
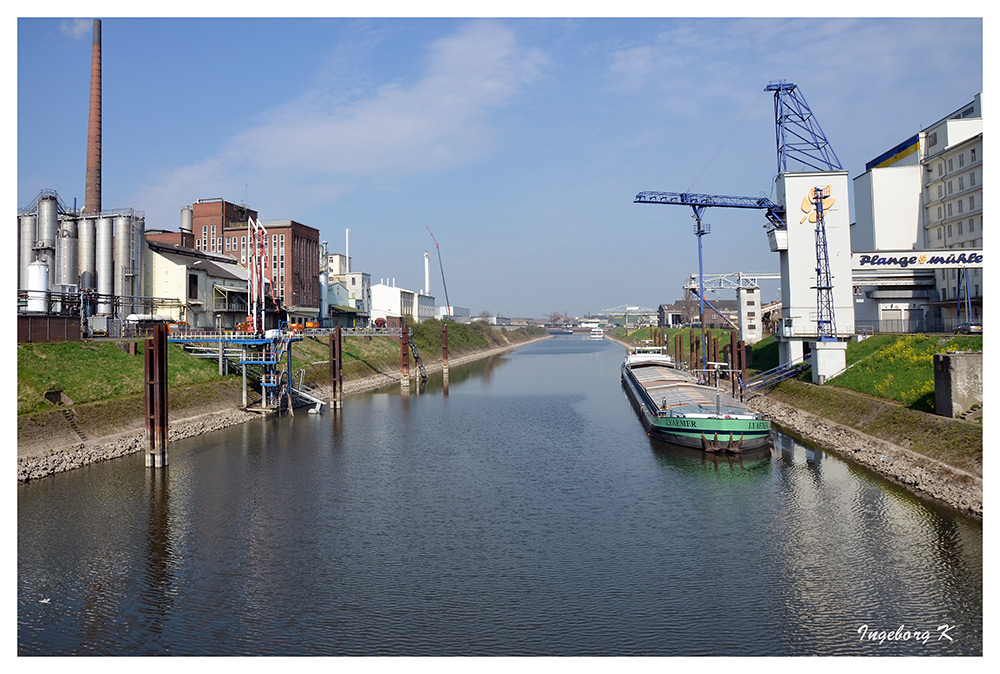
[621,347,771,452]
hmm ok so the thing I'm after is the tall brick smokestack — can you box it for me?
[83,19,102,215]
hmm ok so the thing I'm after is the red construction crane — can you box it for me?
[426,226,452,316]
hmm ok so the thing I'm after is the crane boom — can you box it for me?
[426,226,452,316]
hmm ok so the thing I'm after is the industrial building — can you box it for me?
[144,240,250,330]
[191,198,322,323]
[18,190,153,336]
[328,250,373,319]
[850,93,983,332]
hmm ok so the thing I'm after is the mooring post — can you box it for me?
[333,326,343,409]
[730,331,738,397]
[689,330,695,371]
[218,336,224,376]
[400,324,409,390]
[738,339,747,401]
[145,323,168,468]
[442,322,450,379]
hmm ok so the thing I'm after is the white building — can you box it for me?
[768,170,855,381]
[144,241,249,329]
[416,293,435,322]
[849,93,983,332]
[435,306,471,322]
[370,281,415,323]
[919,94,983,325]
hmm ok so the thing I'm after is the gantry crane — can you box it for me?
[634,81,844,370]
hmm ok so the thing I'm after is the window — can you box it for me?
[225,238,230,251]
[969,219,975,232]
[747,300,756,306]
[959,176,964,190]
[975,284,979,297]
[948,181,953,194]
[959,201,964,214]
[948,158,953,171]
[959,153,965,167]
[969,195,975,210]
[747,311,756,317]
[970,171,976,186]
[938,185,943,198]
[937,206,943,220]
[351,277,356,286]
[188,273,198,300]
[947,224,953,237]
[947,203,953,217]
[971,148,977,162]
[958,221,963,234]
[937,227,942,240]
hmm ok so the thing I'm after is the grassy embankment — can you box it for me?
[18,322,548,418]
[609,327,983,474]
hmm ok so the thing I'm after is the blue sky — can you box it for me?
[16,13,983,318]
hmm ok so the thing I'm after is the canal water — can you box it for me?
[18,336,982,656]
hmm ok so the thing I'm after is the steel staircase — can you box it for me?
[407,329,428,383]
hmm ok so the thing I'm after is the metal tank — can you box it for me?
[114,215,133,314]
[78,216,97,290]
[37,195,59,282]
[319,241,329,322]
[58,217,79,287]
[132,215,145,303]
[27,260,49,313]
[19,214,36,289]
[96,216,114,315]
[180,205,193,233]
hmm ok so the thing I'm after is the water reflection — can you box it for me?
[18,335,982,655]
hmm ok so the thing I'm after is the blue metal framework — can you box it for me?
[765,81,843,173]
[634,191,786,229]
[812,188,837,340]
[634,191,786,374]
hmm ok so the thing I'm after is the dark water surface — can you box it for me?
[18,336,982,655]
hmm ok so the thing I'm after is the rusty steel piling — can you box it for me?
[144,323,168,468]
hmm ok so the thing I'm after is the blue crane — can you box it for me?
[634,191,786,373]
[635,81,843,371]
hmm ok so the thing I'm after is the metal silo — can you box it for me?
[132,215,145,303]
[37,196,59,284]
[27,260,49,313]
[180,205,193,233]
[114,214,132,314]
[78,216,97,290]
[19,214,36,289]
[96,216,114,314]
[58,217,78,287]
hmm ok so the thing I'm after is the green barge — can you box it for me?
[621,347,771,452]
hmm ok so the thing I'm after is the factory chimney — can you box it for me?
[345,228,350,273]
[83,19,102,215]
[424,252,430,295]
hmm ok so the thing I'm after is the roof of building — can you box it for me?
[148,241,248,282]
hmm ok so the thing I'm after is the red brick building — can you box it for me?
[191,198,320,315]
